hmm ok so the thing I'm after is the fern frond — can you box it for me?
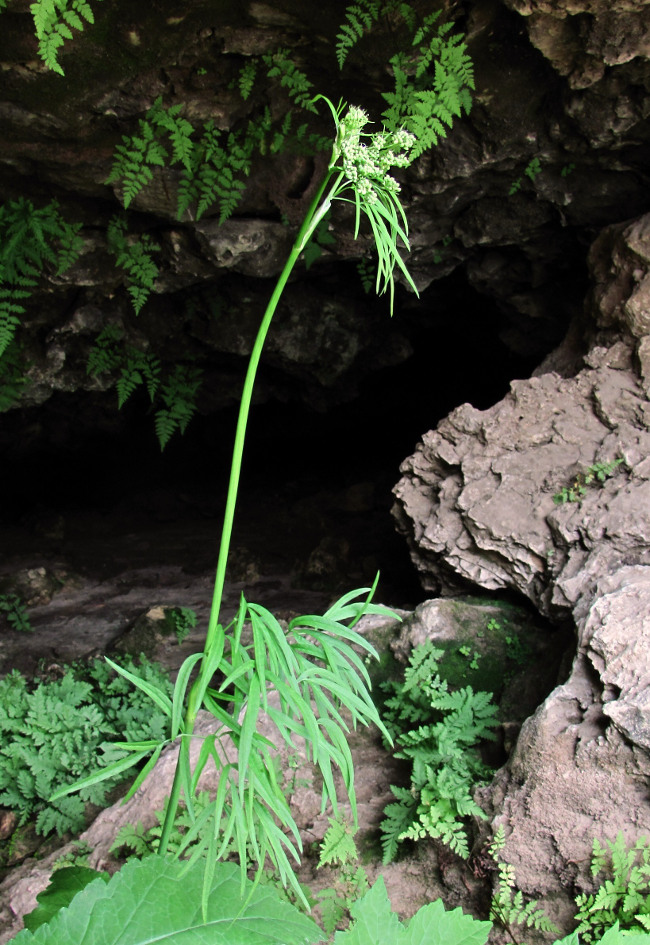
[335,0,380,69]
[381,13,474,159]
[107,216,160,314]
[107,119,168,209]
[0,343,28,411]
[238,60,257,100]
[148,97,195,173]
[318,816,358,868]
[86,324,123,376]
[263,49,317,113]
[154,364,202,449]
[30,0,102,75]
[381,785,418,864]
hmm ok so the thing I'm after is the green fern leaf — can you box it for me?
[30,0,102,74]
[319,817,358,868]
[335,1,380,69]
[239,60,257,100]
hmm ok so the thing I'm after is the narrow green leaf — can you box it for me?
[122,743,163,801]
[104,656,172,717]
[171,651,202,739]
[49,748,150,800]
[238,674,261,799]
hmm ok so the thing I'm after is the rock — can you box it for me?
[393,211,650,932]
[389,597,567,733]
[393,338,648,619]
[1,0,649,427]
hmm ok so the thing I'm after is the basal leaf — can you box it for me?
[404,898,491,945]
[334,876,491,945]
[334,876,402,945]
[11,856,322,945]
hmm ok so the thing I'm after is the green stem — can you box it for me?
[158,165,343,856]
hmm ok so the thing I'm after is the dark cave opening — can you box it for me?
[0,268,558,610]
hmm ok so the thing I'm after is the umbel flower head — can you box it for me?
[335,105,416,201]
[317,98,419,312]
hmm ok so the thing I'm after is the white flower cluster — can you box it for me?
[336,106,416,204]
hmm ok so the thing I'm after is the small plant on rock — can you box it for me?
[379,640,499,863]
[315,816,370,934]
[553,459,624,505]
[489,827,559,942]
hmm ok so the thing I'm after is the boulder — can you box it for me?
[393,212,650,929]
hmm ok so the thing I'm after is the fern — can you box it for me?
[87,328,201,448]
[0,657,172,837]
[106,114,169,209]
[380,641,498,863]
[0,198,82,361]
[87,326,160,404]
[381,15,474,159]
[574,835,650,942]
[29,0,101,75]
[154,363,202,450]
[380,785,418,864]
[107,215,160,314]
[319,816,359,869]
[489,828,560,937]
[162,605,197,644]
[111,791,213,859]
[147,96,195,172]
[238,60,257,100]
[115,350,161,408]
[262,49,317,113]
[356,256,375,294]
[316,817,370,935]
[335,0,382,69]
[0,593,32,632]
[0,341,28,411]
[176,120,252,222]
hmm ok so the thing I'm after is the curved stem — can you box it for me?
[158,165,343,854]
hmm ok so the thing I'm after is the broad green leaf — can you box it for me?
[404,897,492,945]
[334,877,492,945]
[334,877,402,945]
[597,925,650,945]
[11,856,322,945]
[22,867,109,932]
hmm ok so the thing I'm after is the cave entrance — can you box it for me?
[1,267,560,632]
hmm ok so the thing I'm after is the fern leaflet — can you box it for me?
[335,0,381,69]
[238,60,257,100]
[107,215,160,314]
[154,364,202,449]
[29,0,102,75]
[263,49,317,113]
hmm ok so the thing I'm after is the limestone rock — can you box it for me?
[394,212,650,931]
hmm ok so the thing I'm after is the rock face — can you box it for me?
[0,0,649,433]
[394,213,650,927]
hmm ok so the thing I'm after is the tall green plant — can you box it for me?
[44,98,419,927]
